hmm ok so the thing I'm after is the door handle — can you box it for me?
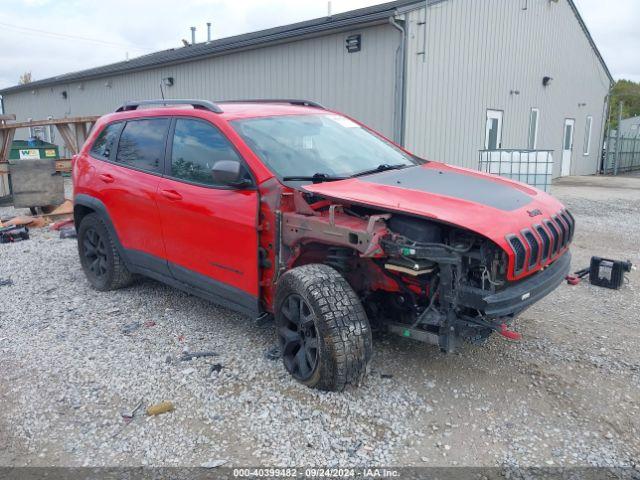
[160,189,183,201]
[99,173,115,183]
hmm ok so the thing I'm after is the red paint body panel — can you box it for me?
[74,152,166,259]
[155,176,259,296]
[304,162,568,281]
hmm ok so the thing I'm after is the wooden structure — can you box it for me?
[0,114,99,163]
[0,115,99,199]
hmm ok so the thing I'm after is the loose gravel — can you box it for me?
[0,175,638,468]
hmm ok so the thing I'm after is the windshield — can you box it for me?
[231,114,420,180]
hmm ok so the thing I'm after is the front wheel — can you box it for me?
[275,264,372,391]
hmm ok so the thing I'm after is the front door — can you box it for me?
[485,110,503,150]
[155,117,260,315]
[561,119,575,177]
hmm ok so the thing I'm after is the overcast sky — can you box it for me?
[0,0,638,90]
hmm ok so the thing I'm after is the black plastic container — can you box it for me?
[589,257,632,290]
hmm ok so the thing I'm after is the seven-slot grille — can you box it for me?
[507,209,575,277]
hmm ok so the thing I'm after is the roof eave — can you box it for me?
[566,0,614,85]
[0,0,421,95]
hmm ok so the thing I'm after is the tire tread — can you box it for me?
[276,264,372,391]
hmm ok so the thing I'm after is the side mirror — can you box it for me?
[211,160,251,187]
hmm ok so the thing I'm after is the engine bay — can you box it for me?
[273,190,522,352]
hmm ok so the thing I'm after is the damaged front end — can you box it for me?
[269,189,570,353]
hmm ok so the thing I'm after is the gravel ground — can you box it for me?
[0,175,638,468]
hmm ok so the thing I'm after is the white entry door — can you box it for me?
[561,119,575,177]
[485,110,503,150]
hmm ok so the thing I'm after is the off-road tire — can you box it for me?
[275,264,373,391]
[77,213,133,291]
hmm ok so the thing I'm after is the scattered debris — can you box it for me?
[255,312,273,327]
[50,219,74,231]
[179,350,218,361]
[200,459,228,469]
[46,199,73,218]
[143,321,156,328]
[568,257,633,289]
[0,278,13,287]
[121,321,142,335]
[0,225,30,243]
[264,345,281,361]
[209,363,224,374]
[347,440,363,455]
[3,216,46,229]
[589,257,632,290]
[121,398,144,419]
[59,226,77,239]
[146,401,175,416]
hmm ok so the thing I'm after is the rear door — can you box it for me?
[155,117,260,315]
[93,117,170,274]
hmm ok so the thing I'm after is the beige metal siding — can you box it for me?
[403,0,611,177]
[3,23,400,149]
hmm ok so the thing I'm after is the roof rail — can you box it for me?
[115,99,224,114]
[219,99,326,110]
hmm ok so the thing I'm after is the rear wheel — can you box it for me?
[77,213,133,291]
[275,264,372,391]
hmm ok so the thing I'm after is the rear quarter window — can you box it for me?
[90,122,122,159]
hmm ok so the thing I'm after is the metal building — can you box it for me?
[0,0,612,177]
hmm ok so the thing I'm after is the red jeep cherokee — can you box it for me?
[73,99,573,391]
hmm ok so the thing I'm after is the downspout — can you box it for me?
[389,15,407,146]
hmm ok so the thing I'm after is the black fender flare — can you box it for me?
[74,194,132,268]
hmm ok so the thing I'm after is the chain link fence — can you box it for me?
[603,133,640,175]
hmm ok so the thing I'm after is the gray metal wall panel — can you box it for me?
[403,0,611,177]
[3,23,399,151]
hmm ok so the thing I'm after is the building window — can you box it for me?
[485,110,503,150]
[528,108,539,150]
[583,115,593,155]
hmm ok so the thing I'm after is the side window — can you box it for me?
[90,122,122,159]
[528,108,539,150]
[116,118,170,173]
[583,115,593,155]
[170,118,242,186]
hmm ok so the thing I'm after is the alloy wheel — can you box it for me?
[82,228,108,279]
[278,294,319,380]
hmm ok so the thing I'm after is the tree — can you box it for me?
[608,79,640,130]
[19,72,32,85]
